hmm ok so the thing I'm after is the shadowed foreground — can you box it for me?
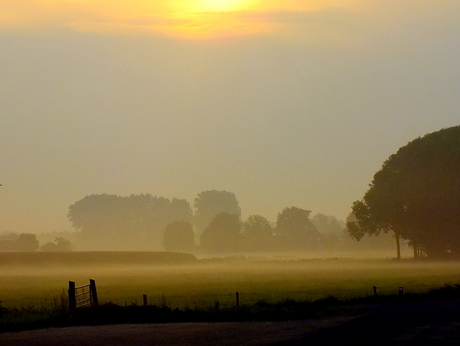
[2,299,460,345]
[0,317,354,346]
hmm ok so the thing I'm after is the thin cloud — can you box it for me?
[0,1,360,39]
[1,1,459,40]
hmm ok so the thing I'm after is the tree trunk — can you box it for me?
[395,233,401,260]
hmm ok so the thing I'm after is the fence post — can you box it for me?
[143,294,148,307]
[90,279,99,307]
[236,292,239,308]
[399,287,404,296]
[68,281,76,314]
[373,286,378,296]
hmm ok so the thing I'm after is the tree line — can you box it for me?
[67,126,459,257]
[0,233,72,252]
[67,190,351,253]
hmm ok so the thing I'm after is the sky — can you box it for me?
[0,0,459,234]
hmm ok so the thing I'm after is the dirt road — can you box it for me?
[0,317,355,346]
[2,299,460,345]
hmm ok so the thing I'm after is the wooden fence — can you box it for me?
[68,279,98,313]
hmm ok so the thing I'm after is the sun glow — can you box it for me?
[169,0,256,13]
[0,0,364,40]
[197,0,249,11]
[161,0,267,39]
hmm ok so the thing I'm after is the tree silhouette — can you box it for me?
[193,190,241,235]
[41,237,72,252]
[275,207,322,251]
[15,234,39,252]
[200,212,242,253]
[242,214,273,251]
[312,214,344,251]
[163,221,195,252]
[68,194,192,250]
[347,126,460,259]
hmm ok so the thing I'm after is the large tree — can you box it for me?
[347,126,460,259]
[193,190,241,235]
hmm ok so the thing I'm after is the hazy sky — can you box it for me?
[1,0,459,234]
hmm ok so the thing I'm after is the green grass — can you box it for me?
[3,254,460,332]
[3,283,460,333]
[2,254,460,310]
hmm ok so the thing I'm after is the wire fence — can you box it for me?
[68,279,427,311]
[130,285,411,309]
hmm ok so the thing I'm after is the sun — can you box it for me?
[160,0,267,39]
[171,0,254,13]
[196,0,247,11]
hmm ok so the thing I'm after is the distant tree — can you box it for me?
[68,194,193,251]
[55,237,72,251]
[68,194,126,250]
[41,237,72,252]
[194,190,241,235]
[163,221,195,252]
[36,232,76,247]
[15,234,39,252]
[347,126,460,259]
[311,214,343,234]
[311,214,344,251]
[0,232,18,251]
[124,194,193,248]
[200,213,242,253]
[41,242,57,252]
[242,215,273,251]
[275,207,322,251]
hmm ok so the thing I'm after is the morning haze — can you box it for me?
[0,0,459,240]
[2,4,460,341]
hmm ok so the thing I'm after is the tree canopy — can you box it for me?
[15,233,39,252]
[68,194,192,251]
[242,214,273,251]
[41,237,72,252]
[163,221,195,253]
[65,190,366,254]
[193,190,241,234]
[200,212,242,253]
[347,126,460,259]
[275,207,322,250]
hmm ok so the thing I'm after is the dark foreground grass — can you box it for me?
[2,284,460,334]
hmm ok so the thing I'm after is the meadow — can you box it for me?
[2,252,460,310]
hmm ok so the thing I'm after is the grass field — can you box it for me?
[2,252,460,310]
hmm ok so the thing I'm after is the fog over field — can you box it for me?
[0,256,458,309]
[1,0,459,240]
